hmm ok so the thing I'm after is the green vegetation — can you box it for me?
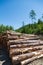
[16,10,43,35]
[0,24,14,33]
[16,19,43,35]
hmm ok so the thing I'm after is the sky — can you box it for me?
[0,0,43,29]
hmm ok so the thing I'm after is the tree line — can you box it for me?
[0,24,14,33]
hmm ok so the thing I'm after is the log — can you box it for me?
[19,35,39,40]
[11,52,35,62]
[7,36,19,40]
[21,54,43,65]
[2,36,7,38]
[2,35,18,41]
[9,47,42,56]
[8,42,43,48]
[11,50,43,65]
[8,39,39,43]
[10,44,43,48]
[6,30,22,36]
[11,50,43,61]
[20,36,40,40]
[6,31,38,38]
[7,41,41,47]
[7,37,39,41]
[20,34,38,37]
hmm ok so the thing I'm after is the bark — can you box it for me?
[11,52,35,62]
[21,54,43,65]
[10,45,43,48]
[11,50,43,65]
[7,36,19,40]
[9,47,42,56]
[8,42,43,48]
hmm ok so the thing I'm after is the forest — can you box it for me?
[0,24,14,33]
[16,19,43,35]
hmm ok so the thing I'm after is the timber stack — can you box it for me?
[1,30,43,65]
[0,34,3,49]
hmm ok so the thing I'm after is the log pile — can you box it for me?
[0,34,3,49]
[1,30,43,65]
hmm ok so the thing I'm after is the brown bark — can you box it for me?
[9,42,43,49]
[11,52,35,62]
[11,50,43,65]
[10,45,43,48]
[21,54,43,65]
[9,47,42,56]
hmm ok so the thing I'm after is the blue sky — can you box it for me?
[0,0,43,29]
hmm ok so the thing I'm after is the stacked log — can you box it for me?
[1,30,43,65]
[0,34,3,49]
